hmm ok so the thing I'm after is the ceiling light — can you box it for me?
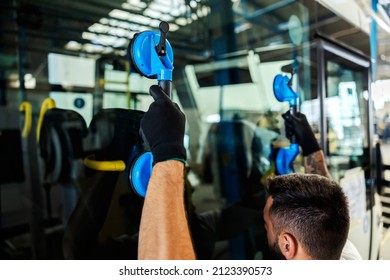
[175,17,188,26]
[65,41,82,51]
[126,0,147,9]
[109,9,131,20]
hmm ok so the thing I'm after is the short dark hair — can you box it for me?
[266,173,349,260]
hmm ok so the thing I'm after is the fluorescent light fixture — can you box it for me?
[202,6,209,16]
[9,73,36,89]
[122,3,142,11]
[109,9,131,20]
[84,43,105,53]
[169,23,179,31]
[149,2,172,14]
[170,8,182,17]
[99,18,109,24]
[126,13,151,25]
[113,38,128,48]
[144,8,162,19]
[160,14,174,22]
[89,23,109,33]
[65,40,82,51]
[175,17,188,26]
[103,47,114,54]
[82,32,97,41]
[67,0,210,53]
[189,0,197,8]
[126,0,147,9]
[155,0,173,5]
[149,19,161,28]
[206,114,221,123]
[235,22,252,33]
[118,50,127,56]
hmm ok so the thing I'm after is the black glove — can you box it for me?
[140,85,186,164]
[282,111,320,156]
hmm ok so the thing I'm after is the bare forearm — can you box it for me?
[304,150,331,179]
[138,160,196,260]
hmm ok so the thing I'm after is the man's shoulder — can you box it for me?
[340,239,362,260]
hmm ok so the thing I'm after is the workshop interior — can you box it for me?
[1,0,390,260]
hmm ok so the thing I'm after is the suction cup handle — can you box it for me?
[158,80,172,99]
[156,21,172,97]
[156,21,169,56]
[289,104,297,143]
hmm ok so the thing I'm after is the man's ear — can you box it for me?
[278,232,298,260]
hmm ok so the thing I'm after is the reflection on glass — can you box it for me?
[324,60,369,181]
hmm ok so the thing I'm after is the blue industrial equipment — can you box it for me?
[127,21,174,197]
[273,73,300,175]
[126,146,153,198]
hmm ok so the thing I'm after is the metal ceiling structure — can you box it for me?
[0,0,211,57]
[355,0,390,80]
[1,0,390,89]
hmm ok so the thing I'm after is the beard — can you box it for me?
[267,238,286,260]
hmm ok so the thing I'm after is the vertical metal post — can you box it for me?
[24,122,47,259]
[13,0,27,102]
[209,0,245,260]
[371,0,378,81]
[209,0,238,87]
[0,70,6,106]
[317,39,327,156]
[17,27,26,101]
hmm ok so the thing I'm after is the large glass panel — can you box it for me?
[188,0,312,181]
[323,53,369,182]
[186,0,313,260]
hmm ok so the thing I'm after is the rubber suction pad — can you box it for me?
[130,152,153,197]
[127,32,149,78]
[275,143,300,175]
[273,74,298,106]
[128,31,173,80]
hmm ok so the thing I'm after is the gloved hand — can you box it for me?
[140,85,186,164]
[282,111,320,156]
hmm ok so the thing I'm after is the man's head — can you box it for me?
[263,173,349,260]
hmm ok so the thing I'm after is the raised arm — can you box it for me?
[282,111,331,178]
[138,85,195,260]
[138,160,195,259]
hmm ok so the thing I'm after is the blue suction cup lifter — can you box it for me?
[128,22,175,197]
[130,152,153,197]
[276,143,300,175]
[273,73,300,174]
[130,21,174,97]
[273,74,298,107]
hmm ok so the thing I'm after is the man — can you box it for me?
[137,84,195,259]
[263,173,349,260]
[280,111,361,260]
[138,85,360,260]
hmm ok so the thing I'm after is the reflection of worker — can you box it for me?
[282,111,329,177]
[64,86,267,260]
[138,85,268,259]
[139,91,361,260]
[62,109,145,260]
